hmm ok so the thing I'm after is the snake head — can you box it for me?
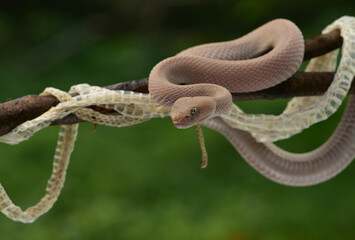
[171,96,216,129]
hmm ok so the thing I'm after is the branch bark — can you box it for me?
[0,29,346,137]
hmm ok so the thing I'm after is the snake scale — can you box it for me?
[0,16,354,223]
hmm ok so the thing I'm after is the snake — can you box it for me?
[148,19,304,128]
[148,16,355,186]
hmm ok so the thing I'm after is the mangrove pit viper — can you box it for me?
[0,16,354,223]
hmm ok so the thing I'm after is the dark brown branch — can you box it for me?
[303,29,342,60]
[0,29,346,137]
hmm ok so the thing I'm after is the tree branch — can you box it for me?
[0,29,346,137]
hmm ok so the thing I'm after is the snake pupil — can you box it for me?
[191,107,198,115]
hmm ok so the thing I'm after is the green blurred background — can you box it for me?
[1,1,355,239]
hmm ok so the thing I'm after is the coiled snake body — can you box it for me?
[149,19,304,128]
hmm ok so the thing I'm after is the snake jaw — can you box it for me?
[172,120,189,129]
[171,114,194,129]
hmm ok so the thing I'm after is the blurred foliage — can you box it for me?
[1,1,355,240]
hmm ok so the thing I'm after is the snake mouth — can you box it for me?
[172,121,189,129]
[171,118,191,129]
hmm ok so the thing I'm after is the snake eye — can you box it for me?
[190,107,198,115]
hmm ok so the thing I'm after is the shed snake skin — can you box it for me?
[0,16,354,223]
